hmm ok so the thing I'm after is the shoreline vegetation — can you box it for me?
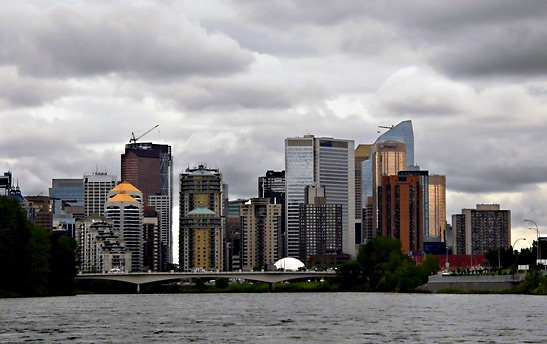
[2,196,546,297]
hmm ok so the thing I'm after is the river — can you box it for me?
[1,293,545,343]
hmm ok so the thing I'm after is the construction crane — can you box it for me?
[129,124,159,143]
[378,125,394,130]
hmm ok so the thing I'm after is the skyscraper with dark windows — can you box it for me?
[285,135,355,258]
[378,175,423,254]
[258,170,286,258]
[121,142,173,267]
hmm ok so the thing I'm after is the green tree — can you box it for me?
[215,278,229,289]
[50,235,78,293]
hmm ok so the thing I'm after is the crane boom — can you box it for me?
[378,125,394,130]
[129,124,159,143]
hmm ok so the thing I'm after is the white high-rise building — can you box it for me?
[84,173,118,217]
[105,182,143,272]
[285,135,355,258]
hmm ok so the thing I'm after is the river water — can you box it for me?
[1,293,546,343]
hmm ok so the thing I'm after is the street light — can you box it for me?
[512,237,526,251]
[524,219,540,265]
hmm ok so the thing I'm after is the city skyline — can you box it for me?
[1,1,547,254]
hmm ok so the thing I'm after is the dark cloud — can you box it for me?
[0,4,254,80]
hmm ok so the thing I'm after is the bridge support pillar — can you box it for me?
[136,283,140,294]
[268,282,274,292]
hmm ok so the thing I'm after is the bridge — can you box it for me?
[76,271,337,292]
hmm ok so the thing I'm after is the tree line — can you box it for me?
[0,196,77,297]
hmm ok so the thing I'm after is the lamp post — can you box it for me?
[512,237,526,251]
[524,219,540,265]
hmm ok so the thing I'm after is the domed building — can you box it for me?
[274,257,305,271]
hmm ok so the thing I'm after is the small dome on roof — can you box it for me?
[274,257,305,271]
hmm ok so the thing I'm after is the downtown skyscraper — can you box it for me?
[121,142,173,267]
[285,135,355,258]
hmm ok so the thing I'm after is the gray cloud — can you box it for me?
[0,4,254,79]
[0,67,68,108]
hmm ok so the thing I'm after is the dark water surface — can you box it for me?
[1,293,546,343]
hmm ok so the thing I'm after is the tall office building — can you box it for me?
[121,142,173,266]
[258,170,286,258]
[105,182,143,272]
[285,135,355,258]
[143,207,161,272]
[429,175,446,240]
[84,172,118,217]
[398,170,429,242]
[25,196,53,231]
[179,165,224,271]
[451,204,511,255]
[299,185,342,262]
[49,179,84,208]
[225,198,248,271]
[378,175,423,254]
[240,198,281,270]
[354,144,372,245]
[369,141,407,238]
[375,120,414,167]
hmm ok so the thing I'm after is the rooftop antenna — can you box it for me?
[130,124,159,143]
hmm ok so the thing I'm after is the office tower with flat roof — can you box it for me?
[105,182,143,272]
[354,144,372,245]
[84,173,118,217]
[429,175,446,240]
[25,196,53,231]
[179,165,224,271]
[452,204,511,255]
[49,179,84,207]
[240,198,281,270]
[225,199,248,271]
[121,142,173,267]
[285,135,355,258]
[258,170,286,259]
[398,170,430,242]
[370,141,407,238]
[378,175,423,254]
[143,207,161,272]
[299,185,342,262]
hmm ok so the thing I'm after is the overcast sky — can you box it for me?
[1,0,546,251]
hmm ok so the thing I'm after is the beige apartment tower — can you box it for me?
[240,198,281,270]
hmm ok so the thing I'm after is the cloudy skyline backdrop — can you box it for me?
[2,1,546,254]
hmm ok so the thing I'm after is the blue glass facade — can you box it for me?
[375,120,414,167]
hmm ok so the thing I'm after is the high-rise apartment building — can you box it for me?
[258,170,286,258]
[285,135,355,258]
[84,172,117,217]
[179,165,224,271]
[77,214,132,273]
[105,182,143,272]
[240,198,281,270]
[299,185,342,262]
[121,142,173,267]
[25,196,53,231]
[451,204,511,255]
[429,175,446,240]
[378,175,423,254]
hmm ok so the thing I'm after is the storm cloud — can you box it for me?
[2,0,547,253]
